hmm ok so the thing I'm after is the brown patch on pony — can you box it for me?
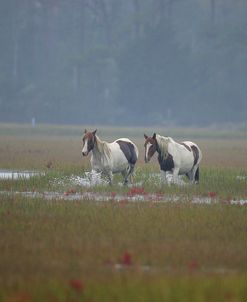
[83,129,97,140]
[158,153,174,172]
[116,140,137,165]
[191,145,199,166]
[83,132,93,145]
[144,136,156,147]
[144,136,157,161]
[148,144,157,159]
[179,142,191,152]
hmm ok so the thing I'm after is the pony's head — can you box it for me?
[144,133,158,163]
[82,129,97,156]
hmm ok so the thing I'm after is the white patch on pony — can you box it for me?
[82,138,88,155]
[145,142,152,161]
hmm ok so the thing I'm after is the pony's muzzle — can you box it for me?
[82,151,88,156]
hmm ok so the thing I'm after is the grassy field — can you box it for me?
[0,123,247,301]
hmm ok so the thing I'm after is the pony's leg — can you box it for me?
[172,168,180,184]
[123,164,135,185]
[102,170,113,185]
[121,170,128,185]
[185,173,190,180]
[108,172,113,185]
[188,165,199,184]
[186,171,193,183]
[193,166,199,184]
[127,165,135,184]
[160,170,168,184]
[121,166,131,186]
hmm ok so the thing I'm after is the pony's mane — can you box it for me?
[95,135,111,159]
[156,134,174,159]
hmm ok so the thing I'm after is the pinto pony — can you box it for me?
[144,133,202,184]
[82,130,138,185]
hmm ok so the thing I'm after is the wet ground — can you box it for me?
[0,170,44,179]
[1,188,246,205]
[0,169,246,205]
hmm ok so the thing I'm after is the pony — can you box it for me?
[82,129,138,185]
[144,133,202,184]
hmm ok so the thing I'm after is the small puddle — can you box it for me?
[0,170,44,180]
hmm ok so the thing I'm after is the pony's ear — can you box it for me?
[84,129,87,134]
[92,129,97,135]
[144,134,148,139]
[152,133,156,139]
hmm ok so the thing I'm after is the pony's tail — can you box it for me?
[195,167,199,183]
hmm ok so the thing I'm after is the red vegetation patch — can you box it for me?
[111,191,117,198]
[64,188,76,196]
[127,187,146,196]
[69,279,84,293]
[187,259,200,273]
[208,191,217,198]
[8,291,32,302]
[120,251,132,266]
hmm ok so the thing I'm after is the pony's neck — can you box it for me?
[92,135,111,160]
[156,135,171,159]
[92,135,103,154]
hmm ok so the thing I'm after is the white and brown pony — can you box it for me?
[144,133,202,184]
[82,130,138,185]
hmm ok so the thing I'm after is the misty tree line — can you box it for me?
[0,0,246,126]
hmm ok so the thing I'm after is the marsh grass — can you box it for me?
[0,124,247,301]
[0,197,247,301]
[0,166,246,201]
[1,275,247,302]
[1,123,247,139]
[1,124,247,170]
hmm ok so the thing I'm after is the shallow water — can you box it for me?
[0,170,44,179]
[51,170,109,188]
[0,170,246,205]
[52,171,186,188]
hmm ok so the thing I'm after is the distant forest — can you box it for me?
[0,0,246,126]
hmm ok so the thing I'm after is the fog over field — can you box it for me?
[0,0,247,126]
